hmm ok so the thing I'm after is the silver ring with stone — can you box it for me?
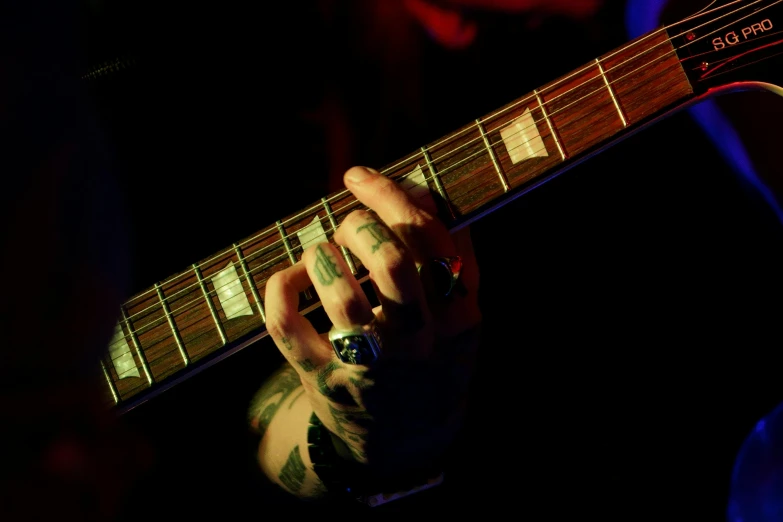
[328,320,382,365]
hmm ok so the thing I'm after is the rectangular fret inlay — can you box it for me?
[107,322,140,380]
[155,282,191,365]
[499,107,549,165]
[211,262,253,320]
[296,216,328,253]
[399,164,429,201]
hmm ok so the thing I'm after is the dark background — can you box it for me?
[4,0,783,520]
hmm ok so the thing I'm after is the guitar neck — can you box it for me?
[102,27,696,411]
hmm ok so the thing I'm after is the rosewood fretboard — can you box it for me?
[101,28,694,411]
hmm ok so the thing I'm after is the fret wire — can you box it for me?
[322,197,357,275]
[100,360,119,405]
[120,305,153,384]
[276,220,313,299]
[421,146,455,219]
[233,243,266,322]
[596,58,628,127]
[534,88,567,161]
[193,264,228,346]
[476,118,509,192]
[155,282,192,364]
[276,220,298,265]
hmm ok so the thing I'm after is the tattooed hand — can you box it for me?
[250,166,481,499]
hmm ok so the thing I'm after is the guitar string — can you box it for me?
[112,12,783,392]
[115,29,733,335]
[106,65,672,367]
[114,47,685,333]
[110,44,728,341]
[110,44,714,346]
[113,0,752,317]
[107,35,764,384]
[112,1,775,336]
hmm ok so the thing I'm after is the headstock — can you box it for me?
[669,0,783,93]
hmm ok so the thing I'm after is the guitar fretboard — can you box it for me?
[101,28,694,410]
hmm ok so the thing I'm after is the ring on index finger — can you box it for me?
[328,319,383,365]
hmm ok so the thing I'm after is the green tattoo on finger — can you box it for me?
[297,358,316,372]
[313,245,342,285]
[356,221,393,253]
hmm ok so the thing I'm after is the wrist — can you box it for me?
[307,412,444,507]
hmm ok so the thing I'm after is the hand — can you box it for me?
[264,166,481,476]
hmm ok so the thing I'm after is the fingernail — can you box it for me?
[345,166,378,184]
